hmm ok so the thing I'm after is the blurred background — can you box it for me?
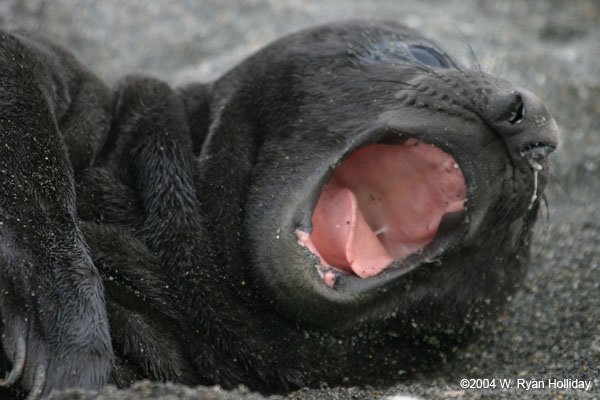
[2,0,599,399]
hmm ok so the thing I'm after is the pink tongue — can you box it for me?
[309,183,394,278]
[302,141,466,279]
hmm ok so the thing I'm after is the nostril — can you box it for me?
[493,92,526,127]
[507,94,524,125]
[520,141,556,160]
[490,89,560,163]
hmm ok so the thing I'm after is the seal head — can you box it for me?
[208,21,558,327]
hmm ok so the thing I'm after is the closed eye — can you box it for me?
[408,45,454,68]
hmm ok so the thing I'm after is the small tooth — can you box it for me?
[373,226,388,236]
[428,219,438,231]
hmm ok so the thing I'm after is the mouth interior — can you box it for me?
[297,139,466,285]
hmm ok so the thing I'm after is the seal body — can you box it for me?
[0,21,558,398]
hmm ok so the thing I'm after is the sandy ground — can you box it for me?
[2,0,599,399]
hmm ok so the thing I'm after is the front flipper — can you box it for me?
[0,30,112,398]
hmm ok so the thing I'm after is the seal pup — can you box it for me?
[0,20,558,398]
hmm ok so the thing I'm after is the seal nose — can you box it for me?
[489,89,559,162]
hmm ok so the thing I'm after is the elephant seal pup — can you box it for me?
[0,20,558,398]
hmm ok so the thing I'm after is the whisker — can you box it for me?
[546,170,572,203]
[493,53,507,80]
[450,23,482,72]
[540,194,550,231]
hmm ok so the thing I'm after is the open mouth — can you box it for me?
[297,138,467,288]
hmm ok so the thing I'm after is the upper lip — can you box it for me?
[294,124,471,294]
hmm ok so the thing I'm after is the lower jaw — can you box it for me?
[296,207,468,290]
